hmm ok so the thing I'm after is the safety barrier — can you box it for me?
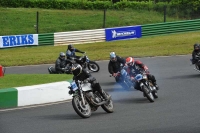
[54,29,105,46]
[142,19,200,36]
[0,81,72,109]
[38,33,54,46]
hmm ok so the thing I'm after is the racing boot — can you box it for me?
[153,82,159,90]
[93,83,109,101]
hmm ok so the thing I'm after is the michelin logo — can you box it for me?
[112,30,136,38]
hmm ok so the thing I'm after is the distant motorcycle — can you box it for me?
[74,53,100,72]
[190,56,200,73]
[48,64,72,74]
[135,73,158,102]
[48,53,100,74]
[68,80,114,118]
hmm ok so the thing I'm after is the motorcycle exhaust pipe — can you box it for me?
[90,95,111,106]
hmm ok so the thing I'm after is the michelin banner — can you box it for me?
[0,34,38,48]
[105,26,141,41]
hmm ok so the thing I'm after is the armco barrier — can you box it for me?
[54,29,105,46]
[38,33,54,46]
[0,81,72,109]
[142,19,200,36]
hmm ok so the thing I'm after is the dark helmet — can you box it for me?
[194,43,200,51]
[110,52,117,62]
[71,64,82,76]
[59,52,65,60]
[68,44,74,50]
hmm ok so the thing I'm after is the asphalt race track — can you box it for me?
[1,55,200,133]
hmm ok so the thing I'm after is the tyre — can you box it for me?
[141,84,154,102]
[87,61,100,72]
[101,92,114,113]
[72,96,91,118]
[152,91,158,99]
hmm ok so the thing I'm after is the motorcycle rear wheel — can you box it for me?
[72,96,91,118]
[141,85,154,102]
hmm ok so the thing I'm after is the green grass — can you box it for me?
[0,7,185,36]
[0,30,198,90]
[0,31,198,67]
[0,7,196,90]
[0,74,73,89]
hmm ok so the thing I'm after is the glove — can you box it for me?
[112,73,118,77]
[130,77,134,81]
[87,77,95,83]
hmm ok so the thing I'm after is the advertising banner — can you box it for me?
[0,34,38,48]
[105,26,141,41]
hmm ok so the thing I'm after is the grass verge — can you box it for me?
[0,7,185,36]
[0,74,73,89]
[0,31,199,67]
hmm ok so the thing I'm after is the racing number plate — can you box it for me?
[70,81,78,91]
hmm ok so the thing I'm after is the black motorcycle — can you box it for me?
[48,64,72,74]
[68,80,114,118]
[75,53,100,72]
[190,56,200,73]
[135,73,158,102]
[48,53,100,74]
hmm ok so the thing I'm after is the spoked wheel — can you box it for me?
[72,96,91,118]
[101,92,114,113]
[87,61,100,72]
[142,85,154,102]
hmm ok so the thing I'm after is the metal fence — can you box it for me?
[0,7,199,36]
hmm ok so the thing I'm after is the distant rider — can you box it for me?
[125,57,159,91]
[108,52,126,83]
[55,52,71,74]
[191,43,200,67]
[70,63,108,100]
[66,44,85,60]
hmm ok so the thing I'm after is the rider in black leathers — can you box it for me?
[191,43,200,67]
[108,52,126,83]
[66,44,85,60]
[55,52,72,74]
[70,63,108,100]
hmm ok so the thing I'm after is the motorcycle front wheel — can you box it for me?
[141,84,154,103]
[87,61,100,72]
[72,96,91,118]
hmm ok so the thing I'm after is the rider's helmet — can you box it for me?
[68,44,74,51]
[71,64,82,76]
[59,52,66,60]
[194,43,200,51]
[126,57,134,66]
[110,52,117,62]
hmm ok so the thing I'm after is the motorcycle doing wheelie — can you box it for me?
[68,80,114,118]
[135,72,158,102]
